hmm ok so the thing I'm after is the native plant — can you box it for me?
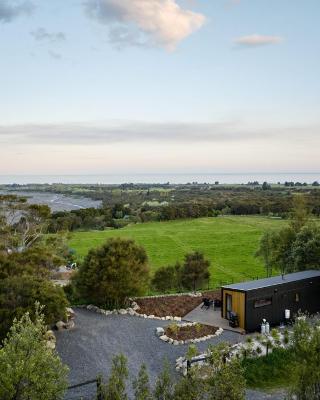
[0,303,69,400]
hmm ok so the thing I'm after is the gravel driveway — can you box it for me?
[56,308,284,400]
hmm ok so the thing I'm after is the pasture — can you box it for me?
[69,216,286,287]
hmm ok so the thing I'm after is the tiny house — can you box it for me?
[221,270,320,332]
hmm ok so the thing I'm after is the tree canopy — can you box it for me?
[74,238,150,307]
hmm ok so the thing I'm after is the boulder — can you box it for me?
[55,321,66,330]
[173,340,179,346]
[156,327,165,336]
[65,320,75,330]
[118,309,127,315]
[160,335,169,342]
[46,341,56,350]
[173,316,181,322]
[66,307,75,319]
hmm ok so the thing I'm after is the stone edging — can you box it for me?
[79,302,183,322]
[131,292,203,300]
[156,323,223,345]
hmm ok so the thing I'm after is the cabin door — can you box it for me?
[226,294,232,319]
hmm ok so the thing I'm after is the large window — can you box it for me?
[254,298,272,308]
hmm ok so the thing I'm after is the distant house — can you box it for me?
[221,270,320,331]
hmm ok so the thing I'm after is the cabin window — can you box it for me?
[295,293,300,302]
[254,298,272,308]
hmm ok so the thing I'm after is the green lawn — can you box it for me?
[69,216,286,287]
[243,348,295,390]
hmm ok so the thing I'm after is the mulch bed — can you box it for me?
[165,323,218,341]
[135,290,221,318]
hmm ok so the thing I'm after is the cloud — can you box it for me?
[30,28,66,42]
[0,0,34,23]
[84,0,206,50]
[0,120,318,146]
[234,34,284,47]
[48,50,62,60]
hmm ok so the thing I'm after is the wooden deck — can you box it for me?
[183,304,245,334]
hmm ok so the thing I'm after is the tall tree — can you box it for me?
[290,195,309,232]
[289,316,320,399]
[104,354,128,400]
[255,231,276,277]
[74,238,150,308]
[181,252,210,292]
[154,359,173,400]
[0,304,68,400]
[133,364,153,400]
[0,195,50,253]
[206,343,246,400]
[292,224,320,271]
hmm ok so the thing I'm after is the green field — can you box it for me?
[69,216,286,287]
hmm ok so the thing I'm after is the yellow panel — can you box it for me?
[222,289,245,329]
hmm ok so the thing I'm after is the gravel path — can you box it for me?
[56,308,284,400]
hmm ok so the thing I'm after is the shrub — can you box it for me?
[74,238,150,308]
[0,276,68,341]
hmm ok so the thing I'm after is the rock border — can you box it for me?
[156,322,223,345]
[80,303,183,322]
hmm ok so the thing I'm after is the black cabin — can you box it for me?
[221,270,320,332]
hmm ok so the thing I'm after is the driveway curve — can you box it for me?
[56,308,283,400]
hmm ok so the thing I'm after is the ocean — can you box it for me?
[0,173,319,185]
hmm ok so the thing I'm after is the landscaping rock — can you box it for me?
[65,320,75,330]
[156,327,165,336]
[66,307,75,319]
[173,316,181,321]
[55,321,66,330]
[118,309,127,315]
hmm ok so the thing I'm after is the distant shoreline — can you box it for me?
[0,172,319,185]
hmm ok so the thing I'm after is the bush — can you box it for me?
[151,263,181,292]
[74,238,150,308]
[0,304,69,400]
[0,276,68,341]
[180,252,210,292]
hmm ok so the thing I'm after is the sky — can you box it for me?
[0,0,319,175]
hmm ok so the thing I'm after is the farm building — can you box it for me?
[221,270,320,332]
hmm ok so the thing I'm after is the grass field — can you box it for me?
[69,216,286,287]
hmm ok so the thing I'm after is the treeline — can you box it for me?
[48,191,320,232]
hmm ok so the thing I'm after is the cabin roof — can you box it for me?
[221,270,320,291]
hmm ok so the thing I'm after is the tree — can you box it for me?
[290,195,309,233]
[206,343,246,400]
[289,316,320,399]
[0,304,68,400]
[104,354,128,400]
[154,359,173,400]
[180,252,210,292]
[173,371,205,400]
[74,238,150,308]
[0,276,68,340]
[151,263,182,292]
[133,364,153,400]
[262,182,271,190]
[292,224,320,271]
[255,231,276,277]
[0,195,50,253]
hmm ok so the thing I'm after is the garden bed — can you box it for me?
[135,290,220,318]
[165,322,218,341]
